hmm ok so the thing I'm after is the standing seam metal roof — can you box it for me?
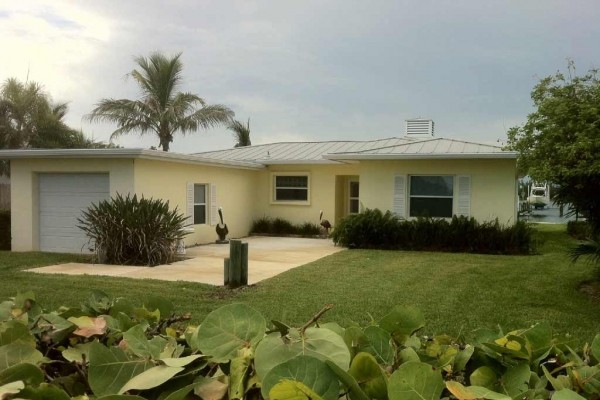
[194,137,511,163]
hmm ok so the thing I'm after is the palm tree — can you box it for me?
[228,118,251,147]
[86,52,234,151]
[571,234,600,279]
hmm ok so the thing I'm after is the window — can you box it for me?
[409,175,454,218]
[193,184,207,224]
[349,181,359,214]
[274,175,309,202]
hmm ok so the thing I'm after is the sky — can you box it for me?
[1,1,599,153]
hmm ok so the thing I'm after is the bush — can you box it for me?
[567,220,592,240]
[0,209,9,250]
[0,291,598,399]
[331,208,536,254]
[250,217,322,237]
[78,193,188,266]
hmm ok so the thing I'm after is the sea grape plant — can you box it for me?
[0,291,598,400]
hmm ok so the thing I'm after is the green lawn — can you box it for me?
[0,224,598,342]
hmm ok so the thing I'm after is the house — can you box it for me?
[0,120,518,253]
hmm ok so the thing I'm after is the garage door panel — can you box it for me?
[39,173,110,253]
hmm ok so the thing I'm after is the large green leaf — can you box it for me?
[363,326,394,365]
[379,306,424,340]
[269,379,325,400]
[119,365,184,394]
[349,352,388,400]
[0,320,35,346]
[62,342,95,363]
[446,381,510,400]
[552,388,588,400]
[470,366,497,389]
[255,328,351,380]
[0,381,24,398]
[144,295,174,319]
[122,324,167,359]
[261,356,339,400]
[500,363,530,398]
[388,361,444,400]
[230,348,253,400]
[16,383,71,400]
[194,376,228,400]
[453,345,474,372]
[88,342,153,397]
[0,363,43,387]
[325,360,370,400]
[194,303,266,363]
[34,313,75,343]
[572,366,600,395]
[0,342,43,372]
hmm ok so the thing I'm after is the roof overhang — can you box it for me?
[324,152,518,161]
[0,148,266,170]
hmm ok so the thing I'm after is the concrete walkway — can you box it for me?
[27,237,344,286]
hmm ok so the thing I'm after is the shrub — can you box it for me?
[0,209,9,250]
[78,193,188,266]
[332,208,536,254]
[0,291,598,399]
[250,217,322,237]
[567,220,592,239]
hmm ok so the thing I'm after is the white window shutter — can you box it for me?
[393,175,406,218]
[186,182,194,226]
[457,175,471,217]
[210,184,218,226]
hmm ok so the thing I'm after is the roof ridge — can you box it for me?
[193,137,405,155]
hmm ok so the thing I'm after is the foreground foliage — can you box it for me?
[77,193,188,266]
[0,292,598,400]
[332,209,536,254]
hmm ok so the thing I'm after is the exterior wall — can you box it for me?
[132,159,259,246]
[359,159,518,223]
[10,159,134,251]
[253,164,360,226]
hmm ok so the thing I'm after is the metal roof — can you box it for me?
[0,148,265,169]
[196,137,515,163]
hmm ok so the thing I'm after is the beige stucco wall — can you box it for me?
[132,159,259,246]
[253,164,360,226]
[10,158,134,251]
[359,158,518,223]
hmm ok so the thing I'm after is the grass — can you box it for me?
[0,224,598,342]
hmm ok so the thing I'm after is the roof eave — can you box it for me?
[0,149,266,170]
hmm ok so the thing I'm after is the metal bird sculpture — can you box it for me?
[216,207,229,242]
[319,210,332,236]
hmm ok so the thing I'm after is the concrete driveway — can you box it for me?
[27,237,343,286]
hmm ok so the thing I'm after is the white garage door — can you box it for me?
[39,173,110,253]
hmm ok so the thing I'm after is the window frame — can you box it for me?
[193,183,208,225]
[408,175,455,218]
[270,172,311,205]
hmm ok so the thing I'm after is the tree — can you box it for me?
[506,62,600,233]
[227,118,251,147]
[0,78,109,175]
[86,52,234,151]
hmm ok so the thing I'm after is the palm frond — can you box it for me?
[182,104,234,132]
[85,98,158,139]
[570,235,600,264]
[227,118,251,147]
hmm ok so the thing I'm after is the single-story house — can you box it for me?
[0,120,518,253]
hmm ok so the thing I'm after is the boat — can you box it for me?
[527,183,549,209]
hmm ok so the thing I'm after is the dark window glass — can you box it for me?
[275,176,308,188]
[350,181,359,197]
[276,188,308,201]
[194,185,206,202]
[410,176,453,196]
[194,205,206,224]
[349,199,359,214]
[409,198,453,218]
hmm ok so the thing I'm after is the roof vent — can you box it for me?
[405,119,434,137]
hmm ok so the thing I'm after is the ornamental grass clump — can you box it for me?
[78,193,188,266]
